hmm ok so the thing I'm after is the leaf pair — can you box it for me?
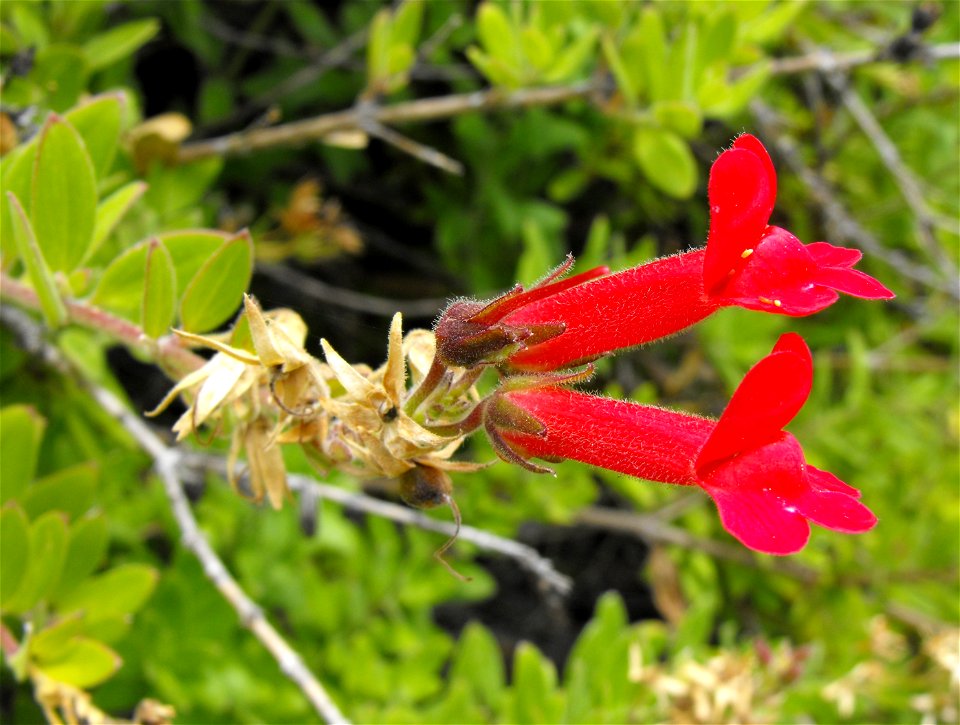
[91,230,253,337]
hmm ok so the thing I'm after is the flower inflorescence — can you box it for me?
[157,134,893,565]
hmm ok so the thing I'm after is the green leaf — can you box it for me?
[64,93,124,179]
[56,563,158,621]
[82,19,160,72]
[32,45,90,112]
[90,180,147,256]
[30,614,85,660]
[36,637,121,689]
[143,157,223,217]
[700,63,771,118]
[544,27,598,83]
[633,126,698,199]
[90,240,150,322]
[697,10,737,75]
[579,215,611,270]
[520,27,554,72]
[652,100,703,139]
[637,8,667,101]
[450,622,504,709]
[601,33,638,106]
[741,0,808,44]
[510,642,562,724]
[669,22,698,102]
[141,238,177,339]
[386,43,416,80]
[10,4,49,47]
[465,47,521,88]
[5,511,68,615]
[31,114,97,272]
[179,231,253,333]
[0,404,45,504]
[0,506,30,610]
[51,514,109,603]
[22,462,98,521]
[6,192,67,328]
[516,219,558,287]
[476,3,519,68]
[0,141,38,263]
[366,9,392,88]
[391,0,424,50]
[156,229,231,289]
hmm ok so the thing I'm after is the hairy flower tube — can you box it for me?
[435,134,893,373]
[484,333,877,554]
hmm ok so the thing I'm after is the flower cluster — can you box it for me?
[157,133,892,563]
[435,134,892,555]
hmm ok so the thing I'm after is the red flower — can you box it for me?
[496,134,893,372]
[703,134,894,313]
[486,333,877,554]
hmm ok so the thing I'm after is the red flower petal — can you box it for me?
[696,334,812,470]
[713,227,840,315]
[699,433,811,554]
[733,133,776,185]
[705,484,811,555]
[806,465,862,498]
[790,484,878,534]
[703,135,777,293]
[813,266,895,300]
[806,241,862,268]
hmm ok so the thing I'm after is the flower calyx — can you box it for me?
[481,365,594,475]
[434,255,608,369]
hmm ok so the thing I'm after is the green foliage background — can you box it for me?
[1,1,957,723]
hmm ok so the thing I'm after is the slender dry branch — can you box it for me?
[361,119,465,175]
[0,304,350,725]
[257,263,447,318]
[750,101,960,301]
[759,40,960,76]
[179,452,573,597]
[824,69,960,260]
[177,81,600,163]
[178,41,960,166]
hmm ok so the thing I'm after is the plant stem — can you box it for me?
[177,81,601,162]
[0,273,205,377]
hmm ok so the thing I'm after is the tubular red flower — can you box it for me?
[501,134,893,372]
[489,333,877,555]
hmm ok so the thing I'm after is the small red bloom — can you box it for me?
[487,333,877,554]
[499,134,893,372]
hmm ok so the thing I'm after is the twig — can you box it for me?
[362,119,464,175]
[575,506,820,584]
[756,41,960,77]
[177,81,600,163]
[0,304,351,725]
[750,101,960,300]
[825,69,960,251]
[179,41,960,164]
[179,452,573,597]
[256,263,447,318]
